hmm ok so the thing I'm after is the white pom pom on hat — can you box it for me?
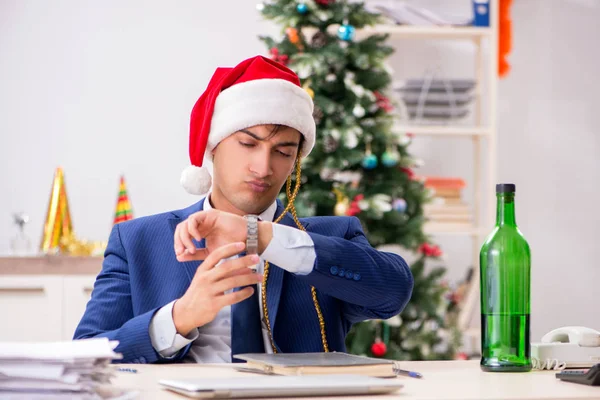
[181,55,316,195]
[180,165,212,196]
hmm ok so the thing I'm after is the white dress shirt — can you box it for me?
[149,195,316,362]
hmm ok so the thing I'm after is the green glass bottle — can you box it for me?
[480,183,531,372]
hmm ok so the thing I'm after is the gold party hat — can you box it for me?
[40,167,73,253]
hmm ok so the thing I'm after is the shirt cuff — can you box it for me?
[149,300,199,358]
[261,223,316,275]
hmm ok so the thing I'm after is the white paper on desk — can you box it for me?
[0,363,65,380]
[1,364,115,384]
[66,365,115,377]
[0,378,87,392]
[0,338,121,361]
[0,358,113,370]
[0,392,139,400]
[0,338,124,398]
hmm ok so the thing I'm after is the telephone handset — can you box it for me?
[532,326,600,370]
[542,326,600,347]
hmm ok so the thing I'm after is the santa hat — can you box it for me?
[181,56,316,195]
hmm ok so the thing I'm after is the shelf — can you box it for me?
[396,125,491,137]
[361,25,492,39]
[423,222,484,236]
[0,255,102,275]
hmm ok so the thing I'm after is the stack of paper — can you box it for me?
[365,1,472,26]
[0,338,133,399]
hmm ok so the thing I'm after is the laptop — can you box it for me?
[159,374,404,398]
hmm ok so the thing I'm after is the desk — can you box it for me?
[113,360,599,400]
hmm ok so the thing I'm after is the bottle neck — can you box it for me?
[496,193,517,227]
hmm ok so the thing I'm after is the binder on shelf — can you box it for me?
[420,176,474,231]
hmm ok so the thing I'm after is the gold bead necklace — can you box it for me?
[260,153,329,353]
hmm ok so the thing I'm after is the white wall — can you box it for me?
[1,0,598,342]
[497,0,600,340]
[0,0,277,249]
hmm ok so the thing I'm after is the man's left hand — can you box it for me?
[174,209,273,261]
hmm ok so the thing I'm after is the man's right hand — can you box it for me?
[172,242,263,336]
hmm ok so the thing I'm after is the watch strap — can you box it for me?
[245,215,259,265]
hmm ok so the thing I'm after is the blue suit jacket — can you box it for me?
[74,199,413,364]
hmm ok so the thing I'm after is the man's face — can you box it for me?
[211,124,301,215]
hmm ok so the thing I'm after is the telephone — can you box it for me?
[531,326,600,370]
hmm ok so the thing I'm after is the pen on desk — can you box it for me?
[396,369,422,379]
[117,367,138,373]
[393,363,422,379]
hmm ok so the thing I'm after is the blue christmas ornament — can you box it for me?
[393,198,407,213]
[381,151,400,167]
[337,24,356,41]
[361,154,378,169]
[296,2,308,14]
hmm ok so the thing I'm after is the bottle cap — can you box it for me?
[496,183,516,193]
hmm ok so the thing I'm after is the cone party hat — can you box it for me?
[113,175,133,224]
[40,167,73,253]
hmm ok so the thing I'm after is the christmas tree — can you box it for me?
[113,176,133,225]
[259,0,461,360]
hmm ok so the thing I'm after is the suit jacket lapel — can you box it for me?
[167,198,205,281]
[265,200,310,342]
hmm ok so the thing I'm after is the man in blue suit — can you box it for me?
[74,56,413,364]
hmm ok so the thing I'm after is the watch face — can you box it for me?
[246,215,259,256]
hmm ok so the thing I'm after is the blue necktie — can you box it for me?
[231,283,265,362]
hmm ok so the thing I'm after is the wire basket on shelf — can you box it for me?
[393,70,476,126]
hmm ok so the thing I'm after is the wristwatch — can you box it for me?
[244,214,259,272]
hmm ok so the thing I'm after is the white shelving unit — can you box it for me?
[396,125,491,137]
[367,4,499,351]
[362,25,492,39]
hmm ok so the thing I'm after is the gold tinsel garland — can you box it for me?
[59,233,107,257]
